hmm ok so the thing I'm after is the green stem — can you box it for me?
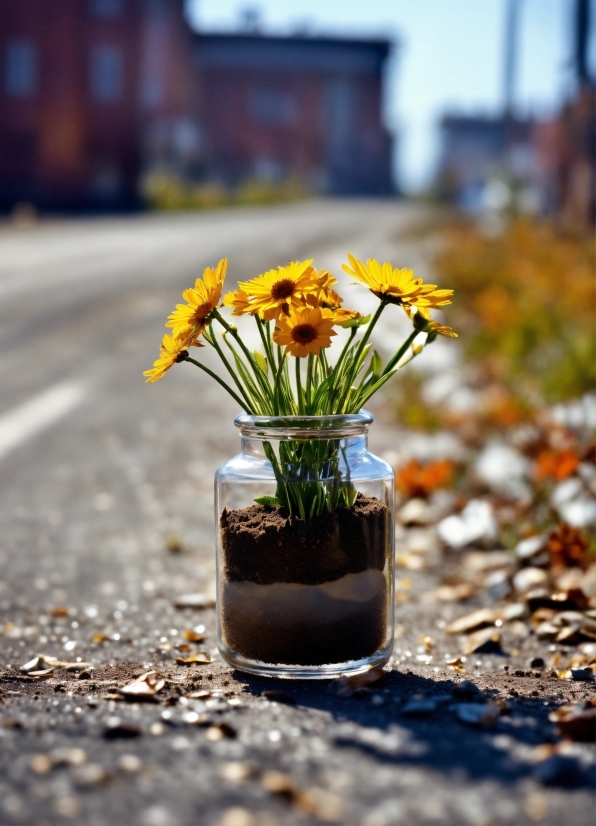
[204,326,254,410]
[383,331,418,374]
[295,357,304,414]
[256,316,276,372]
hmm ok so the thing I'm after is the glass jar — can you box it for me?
[215,411,395,679]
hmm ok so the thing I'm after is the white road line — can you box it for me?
[0,381,86,461]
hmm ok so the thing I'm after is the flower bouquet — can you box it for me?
[146,255,456,677]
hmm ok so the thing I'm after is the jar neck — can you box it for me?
[235,411,373,441]
[240,432,369,458]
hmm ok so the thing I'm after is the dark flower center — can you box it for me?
[175,350,189,363]
[291,324,317,345]
[271,279,296,300]
[192,303,212,323]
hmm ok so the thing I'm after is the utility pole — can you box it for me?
[574,0,591,86]
[503,0,521,116]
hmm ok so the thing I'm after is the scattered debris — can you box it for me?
[165,534,184,554]
[328,667,385,698]
[549,701,596,742]
[119,671,165,700]
[103,717,142,739]
[454,703,500,728]
[173,593,215,610]
[182,629,206,643]
[401,698,438,716]
[175,652,212,665]
[445,608,498,635]
[451,680,484,700]
[463,628,504,655]
[262,690,295,705]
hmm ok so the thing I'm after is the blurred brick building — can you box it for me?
[193,33,393,195]
[0,1,394,211]
[0,0,199,210]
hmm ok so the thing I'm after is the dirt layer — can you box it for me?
[219,493,389,586]
[219,495,390,665]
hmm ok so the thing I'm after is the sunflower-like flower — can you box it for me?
[236,259,317,320]
[166,258,227,344]
[143,333,194,383]
[342,254,453,313]
[223,288,253,317]
[273,307,337,358]
[303,269,361,327]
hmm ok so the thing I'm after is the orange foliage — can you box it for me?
[535,449,581,482]
[434,219,595,402]
[397,459,455,499]
[547,523,589,570]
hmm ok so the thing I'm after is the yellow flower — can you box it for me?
[425,321,458,338]
[342,254,453,312]
[166,258,227,344]
[143,334,194,383]
[223,288,253,316]
[303,269,361,327]
[273,307,337,358]
[237,259,317,320]
[410,309,458,338]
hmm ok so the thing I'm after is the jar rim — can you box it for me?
[235,410,373,440]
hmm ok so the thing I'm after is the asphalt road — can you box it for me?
[0,201,593,826]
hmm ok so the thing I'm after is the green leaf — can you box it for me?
[254,495,280,508]
[371,350,383,378]
[254,350,268,376]
[342,313,371,328]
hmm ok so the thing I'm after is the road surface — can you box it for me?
[0,202,592,826]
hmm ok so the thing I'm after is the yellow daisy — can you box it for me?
[143,334,194,383]
[302,269,361,326]
[342,254,453,312]
[166,258,227,344]
[273,307,337,358]
[318,287,361,326]
[238,259,317,320]
[223,288,253,316]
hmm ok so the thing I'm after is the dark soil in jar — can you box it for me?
[219,494,389,666]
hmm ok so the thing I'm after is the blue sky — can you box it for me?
[188,0,577,192]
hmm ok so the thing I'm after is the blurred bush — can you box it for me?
[141,173,306,211]
[435,218,595,404]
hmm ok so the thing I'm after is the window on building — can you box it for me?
[4,40,37,97]
[90,0,123,18]
[250,88,297,127]
[90,46,123,102]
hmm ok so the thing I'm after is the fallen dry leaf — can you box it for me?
[328,666,385,698]
[20,656,46,673]
[463,628,504,655]
[182,629,207,643]
[173,593,215,610]
[119,670,165,699]
[49,607,70,618]
[175,652,212,665]
[435,583,476,602]
[446,657,467,674]
[549,701,596,742]
[446,607,498,635]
